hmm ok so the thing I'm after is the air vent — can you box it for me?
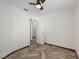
[24,8,28,11]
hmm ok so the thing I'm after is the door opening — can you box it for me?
[30,19,38,44]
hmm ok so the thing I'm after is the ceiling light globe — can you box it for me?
[36,4,41,9]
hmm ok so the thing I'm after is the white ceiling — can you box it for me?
[6,0,77,15]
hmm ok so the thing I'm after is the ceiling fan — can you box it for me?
[29,0,45,10]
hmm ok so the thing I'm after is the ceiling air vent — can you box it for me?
[24,8,28,11]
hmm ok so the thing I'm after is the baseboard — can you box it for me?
[75,50,79,59]
[44,42,79,59]
[44,42,75,51]
[2,45,29,59]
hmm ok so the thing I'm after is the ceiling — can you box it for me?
[6,0,77,15]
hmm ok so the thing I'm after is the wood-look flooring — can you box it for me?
[3,43,78,59]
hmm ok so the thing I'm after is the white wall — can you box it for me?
[76,0,79,57]
[0,0,38,58]
[38,10,75,49]
[0,1,13,58]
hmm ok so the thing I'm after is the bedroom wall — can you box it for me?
[75,0,79,57]
[0,0,13,58]
[0,0,38,58]
[38,10,75,49]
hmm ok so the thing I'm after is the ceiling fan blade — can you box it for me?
[41,0,45,3]
[29,2,36,5]
[38,0,45,4]
[40,6,44,10]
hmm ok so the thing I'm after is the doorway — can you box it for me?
[30,19,38,44]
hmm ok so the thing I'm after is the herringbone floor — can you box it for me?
[4,43,78,59]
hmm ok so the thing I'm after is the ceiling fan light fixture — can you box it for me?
[36,4,41,9]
